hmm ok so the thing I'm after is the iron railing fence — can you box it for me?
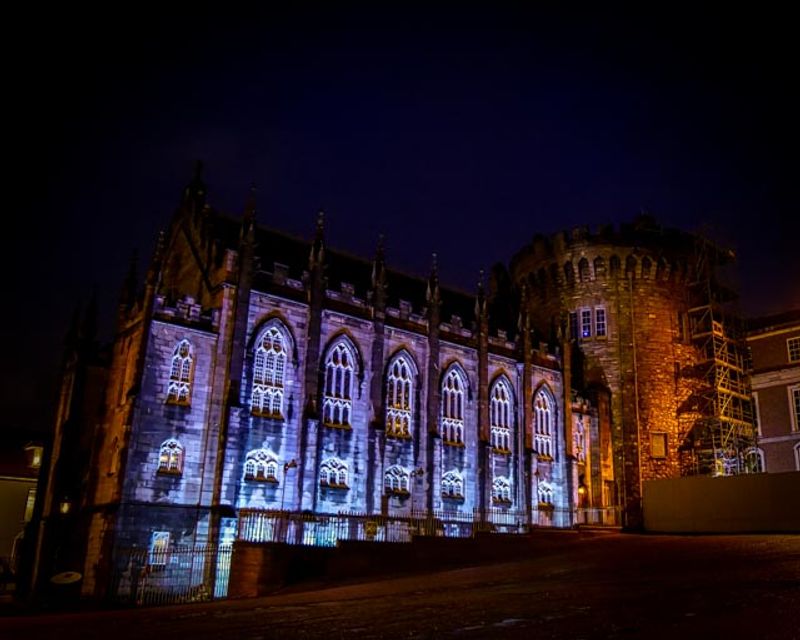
[573,506,622,527]
[109,506,620,607]
[110,543,232,607]
[236,505,604,545]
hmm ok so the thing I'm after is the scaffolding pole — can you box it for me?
[682,235,757,476]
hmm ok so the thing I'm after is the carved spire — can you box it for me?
[370,233,387,313]
[371,233,386,288]
[309,210,326,270]
[181,160,207,214]
[145,231,166,288]
[517,282,529,333]
[426,252,440,304]
[474,268,487,319]
[241,183,257,242]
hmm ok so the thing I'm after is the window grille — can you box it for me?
[323,342,356,427]
[789,337,800,363]
[534,389,554,458]
[384,465,410,494]
[490,378,512,452]
[319,457,349,488]
[251,326,287,418]
[167,340,193,404]
[386,355,414,438]
[441,470,464,498]
[149,531,170,566]
[158,439,184,474]
[581,309,592,338]
[492,476,511,503]
[243,449,280,482]
[537,482,553,505]
[441,367,466,445]
[595,307,606,337]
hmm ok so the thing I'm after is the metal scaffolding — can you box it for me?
[681,236,757,476]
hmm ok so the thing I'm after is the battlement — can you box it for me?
[153,294,219,331]
[510,217,739,292]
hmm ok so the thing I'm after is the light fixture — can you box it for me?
[59,498,72,515]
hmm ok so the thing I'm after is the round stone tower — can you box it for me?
[510,216,753,527]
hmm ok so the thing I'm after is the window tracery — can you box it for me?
[251,325,288,418]
[167,340,193,404]
[441,367,466,445]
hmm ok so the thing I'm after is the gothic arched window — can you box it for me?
[593,256,606,278]
[384,465,410,494]
[319,457,349,488]
[243,449,279,482]
[157,439,184,475]
[578,257,591,282]
[492,476,511,503]
[441,366,466,445]
[490,377,513,453]
[641,256,652,279]
[534,388,554,459]
[167,340,193,404]
[323,340,357,427]
[441,470,464,499]
[386,353,415,438]
[625,255,637,279]
[744,447,765,474]
[573,418,587,463]
[537,481,554,505]
[251,324,289,418]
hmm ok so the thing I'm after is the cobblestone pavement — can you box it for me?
[2,533,799,639]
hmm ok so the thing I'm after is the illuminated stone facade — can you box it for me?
[75,173,590,598]
[510,219,713,525]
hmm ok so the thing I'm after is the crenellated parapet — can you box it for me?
[509,216,710,295]
[153,294,220,331]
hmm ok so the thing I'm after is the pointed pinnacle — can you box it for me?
[376,233,385,258]
[244,182,257,220]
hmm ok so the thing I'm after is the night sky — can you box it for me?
[5,5,798,431]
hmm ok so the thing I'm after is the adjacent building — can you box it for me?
[747,309,800,472]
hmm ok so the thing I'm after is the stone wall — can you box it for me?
[511,222,708,526]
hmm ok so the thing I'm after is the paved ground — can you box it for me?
[1,532,798,639]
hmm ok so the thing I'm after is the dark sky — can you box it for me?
[5,4,799,430]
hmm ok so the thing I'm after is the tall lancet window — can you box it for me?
[323,340,356,427]
[534,388,554,459]
[441,367,466,445]
[251,325,288,418]
[386,354,414,438]
[490,378,513,452]
[167,340,193,404]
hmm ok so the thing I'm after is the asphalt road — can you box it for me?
[2,532,798,639]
